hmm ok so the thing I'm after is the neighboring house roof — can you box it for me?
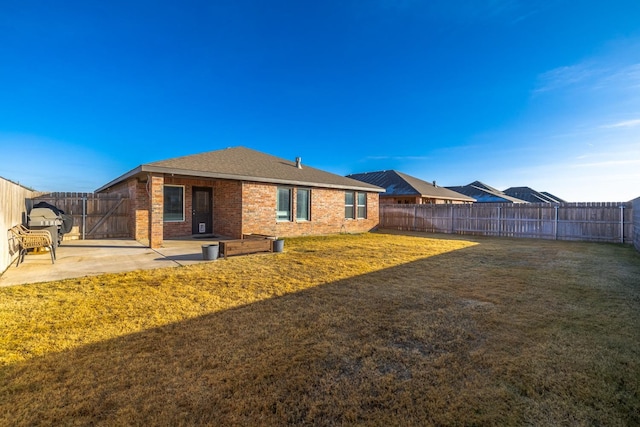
[346,170,476,202]
[503,187,566,203]
[446,181,528,203]
[541,191,567,203]
[96,147,384,193]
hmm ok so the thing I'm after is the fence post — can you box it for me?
[82,196,87,240]
[554,205,559,240]
[450,206,454,233]
[413,205,417,231]
[431,206,434,233]
[497,206,501,237]
[620,205,624,243]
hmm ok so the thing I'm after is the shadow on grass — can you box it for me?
[2,239,639,426]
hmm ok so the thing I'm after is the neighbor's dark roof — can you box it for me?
[446,181,528,203]
[347,170,475,202]
[96,147,384,193]
[503,187,566,203]
[541,191,567,203]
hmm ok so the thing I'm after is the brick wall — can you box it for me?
[162,176,222,238]
[241,182,379,237]
[104,175,380,245]
[125,179,150,242]
[241,182,277,236]
[148,174,164,248]
[133,180,149,241]
[213,180,243,238]
[126,175,243,242]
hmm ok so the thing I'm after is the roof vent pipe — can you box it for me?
[295,157,302,169]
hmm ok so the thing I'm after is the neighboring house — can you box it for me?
[96,147,384,248]
[503,187,567,203]
[541,192,567,203]
[346,170,475,204]
[446,181,528,203]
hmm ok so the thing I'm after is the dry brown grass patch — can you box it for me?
[1,232,639,425]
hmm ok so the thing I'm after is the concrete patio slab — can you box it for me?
[0,237,224,287]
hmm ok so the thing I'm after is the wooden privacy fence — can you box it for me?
[1,176,41,272]
[380,202,634,244]
[634,197,640,252]
[31,193,130,240]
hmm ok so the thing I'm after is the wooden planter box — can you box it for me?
[221,235,275,258]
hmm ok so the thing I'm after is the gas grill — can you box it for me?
[28,202,73,247]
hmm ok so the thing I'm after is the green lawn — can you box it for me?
[1,232,639,426]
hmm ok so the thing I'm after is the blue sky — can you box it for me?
[1,0,639,201]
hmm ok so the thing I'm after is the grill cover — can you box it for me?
[28,208,63,226]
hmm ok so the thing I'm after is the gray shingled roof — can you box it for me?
[541,191,567,203]
[347,170,475,202]
[446,181,527,203]
[96,147,384,192]
[503,187,566,203]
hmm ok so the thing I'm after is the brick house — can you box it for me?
[96,147,383,248]
[347,170,475,205]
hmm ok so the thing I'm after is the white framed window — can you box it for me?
[277,187,292,221]
[296,188,311,221]
[164,185,185,222]
[345,191,355,219]
[357,192,367,219]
